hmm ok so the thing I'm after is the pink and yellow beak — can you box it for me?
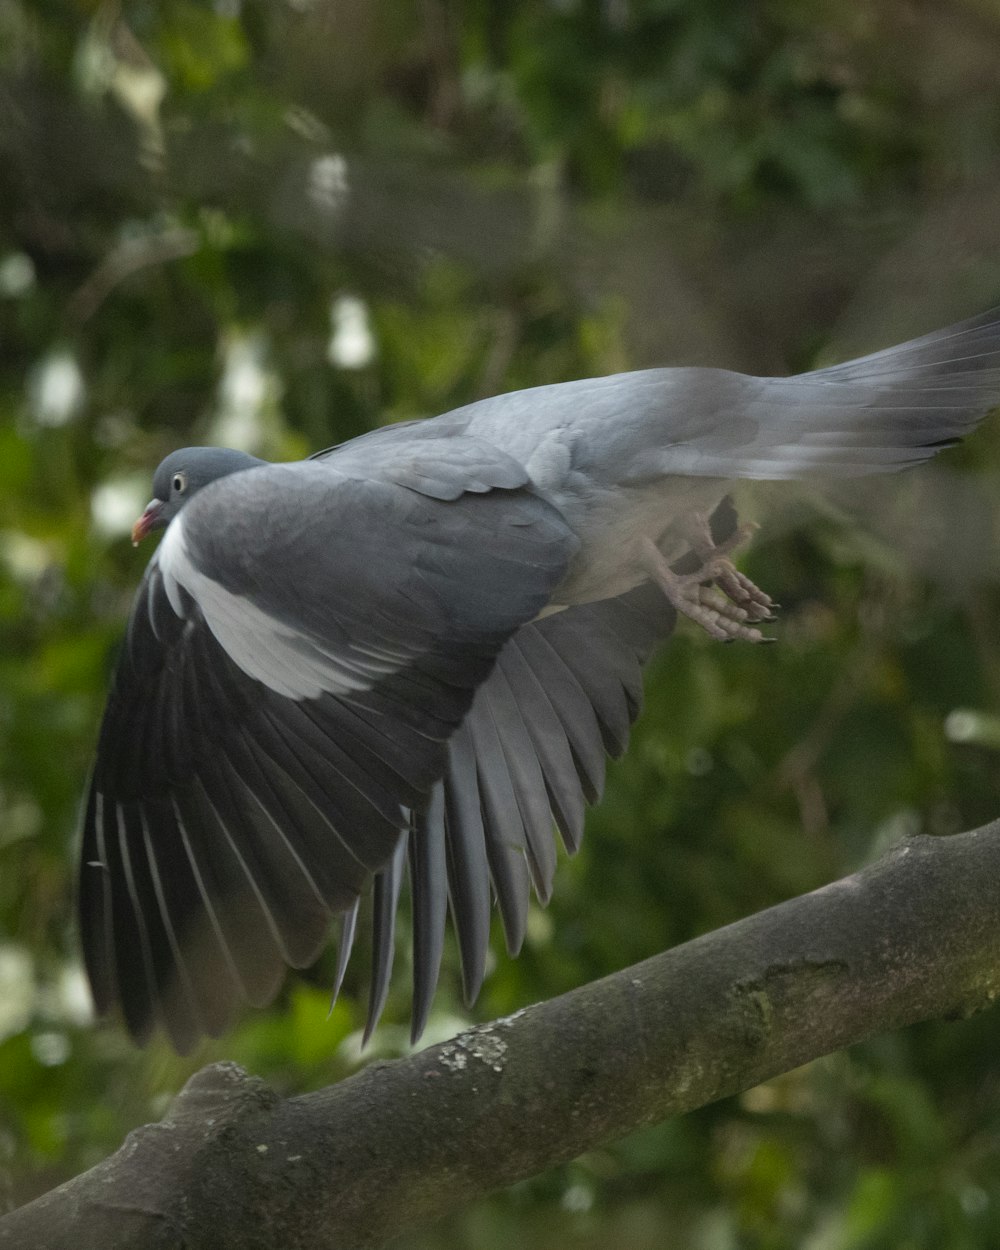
[131,500,165,547]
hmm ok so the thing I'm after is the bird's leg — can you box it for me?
[639,528,774,644]
[678,511,776,623]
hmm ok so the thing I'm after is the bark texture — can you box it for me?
[5,823,1000,1250]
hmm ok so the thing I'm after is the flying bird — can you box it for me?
[81,307,1000,1053]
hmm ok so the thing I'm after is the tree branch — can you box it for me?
[6,823,1000,1250]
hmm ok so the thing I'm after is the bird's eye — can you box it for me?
[172,472,187,494]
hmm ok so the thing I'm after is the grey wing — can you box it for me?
[79,452,576,1053]
[641,306,1000,480]
[349,502,747,1042]
[349,582,677,1042]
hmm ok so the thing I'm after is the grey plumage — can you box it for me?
[80,308,1000,1052]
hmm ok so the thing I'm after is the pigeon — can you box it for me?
[80,306,1000,1053]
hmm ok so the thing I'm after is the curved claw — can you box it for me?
[641,538,777,644]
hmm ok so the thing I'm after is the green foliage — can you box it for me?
[2,0,1000,1245]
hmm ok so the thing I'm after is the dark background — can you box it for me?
[3,2,1000,1245]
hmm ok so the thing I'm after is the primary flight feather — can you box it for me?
[81,307,1000,1052]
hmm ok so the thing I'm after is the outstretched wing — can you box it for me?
[80,444,576,1053]
[350,502,740,1041]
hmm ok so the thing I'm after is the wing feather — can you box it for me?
[365,839,406,1043]
[439,729,491,1005]
[139,798,240,1038]
[408,788,448,1042]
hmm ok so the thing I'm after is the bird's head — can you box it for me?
[131,446,266,545]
